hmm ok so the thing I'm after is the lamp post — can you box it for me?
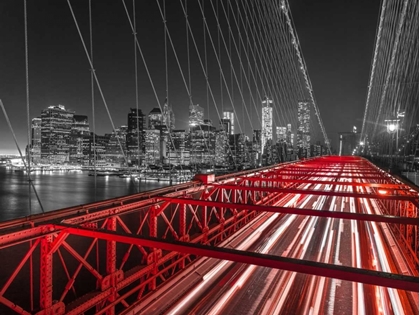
[385,119,399,171]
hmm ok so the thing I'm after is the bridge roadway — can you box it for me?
[0,156,417,314]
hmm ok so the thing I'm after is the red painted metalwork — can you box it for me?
[157,197,418,225]
[53,223,418,292]
[0,156,417,314]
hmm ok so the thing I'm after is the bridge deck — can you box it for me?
[0,156,418,314]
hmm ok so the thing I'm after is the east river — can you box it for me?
[0,166,169,222]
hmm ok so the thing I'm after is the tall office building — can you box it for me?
[215,130,228,166]
[188,104,204,128]
[189,124,216,166]
[127,108,146,165]
[252,129,262,167]
[168,129,187,165]
[276,126,287,143]
[148,108,163,129]
[104,126,127,164]
[261,97,273,154]
[223,109,234,135]
[162,100,175,131]
[144,129,161,165]
[41,105,74,163]
[297,100,311,157]
[31,117,42,163]
[220,118,232,135]
[69,115,90,164]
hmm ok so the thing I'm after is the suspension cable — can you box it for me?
[24,0,33,215]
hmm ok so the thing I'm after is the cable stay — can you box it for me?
[360,0,418,158]
[67,0,133,182]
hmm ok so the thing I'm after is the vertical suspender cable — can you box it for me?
[185,0,191,98]
[133,0,140,187]
[69,0,131,169]
[217,1,223,117]
[164,0,171,181]
[203,0,209,127]
[21,1,43,214]
[23,2,34,311]
[228,4,234,125]
[88,0,97,196]
[89,0,99,273]
[24,0,32,217]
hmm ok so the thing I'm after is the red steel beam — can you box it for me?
[157,197,418,225]
[272,168,385,175]
[215,184,418,204]
[260,173,389,179]
[53,224,418,292]
[240,178,414,190]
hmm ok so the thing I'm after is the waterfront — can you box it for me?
[0,167,169,222]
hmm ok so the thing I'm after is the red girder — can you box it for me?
[214,184,418,205]
[241,177,414,190]
[53,224,418,292]
[271,168,386,175]
[261,172,389,179]
[158,197,418,225]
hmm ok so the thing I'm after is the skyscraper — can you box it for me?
[105,126,127,164]
[276,126,287,143]
[252,129,262,167]
[31,117,42,163]
[41,105,74,163]
[188,104,204,128]
[169,129,187,165]
[223,109,234,135]
[220,118,232,135]
[261,97,273,154]
[148,108,163,129]
[127,108,146,165]
[162,99,175,131]
[297,100,311,157]
[215,130,228,166]
[144,129,161,165]
[69,115,90,164]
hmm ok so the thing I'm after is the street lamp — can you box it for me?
[385,119,399,171]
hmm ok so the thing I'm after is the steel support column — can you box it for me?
[105,217,117,315]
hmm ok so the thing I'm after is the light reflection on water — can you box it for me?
[0,167,168,221]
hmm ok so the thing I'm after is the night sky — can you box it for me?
[0,0,380,154]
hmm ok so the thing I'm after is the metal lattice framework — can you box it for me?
[0,156,418,314]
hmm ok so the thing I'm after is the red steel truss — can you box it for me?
[0,156,417,314]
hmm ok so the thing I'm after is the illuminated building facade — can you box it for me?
[144,129,161,165]
[127,108,146,165]
[41,105,74,164]
[189,124,215,166]
[188,104,204,128]
[69,115,90,164]
[297,100,311,157]
[215,130,228,166]
[276,126,287,143]
[162,100,175,131]
[261,97,273,155]
[168,129,188,166]
[252,129,262,167]
[223,109,234,135]
[31,117,42,163]
[220,118,231,135]
[104,126,127,164]
[148,108,163,129]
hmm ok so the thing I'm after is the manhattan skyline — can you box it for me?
[0,0,381,154]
